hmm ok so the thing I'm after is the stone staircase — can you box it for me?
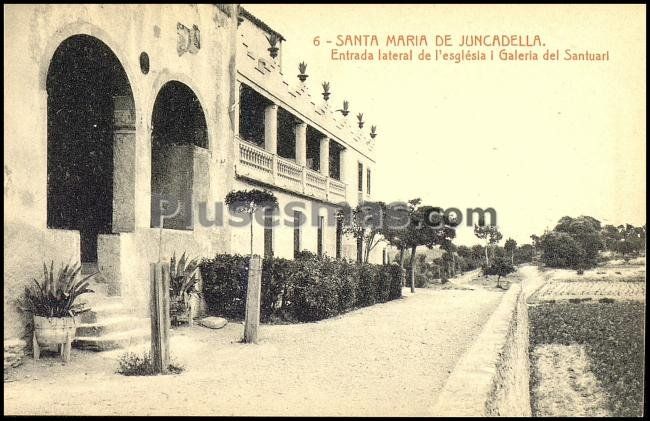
[73,263,150,351]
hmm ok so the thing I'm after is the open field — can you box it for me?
[531,259,646,302]
[529,301,645,416]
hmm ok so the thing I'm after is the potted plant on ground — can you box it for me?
[322,82,331,101]
[357,113,365,129]
[18,261,95,361]
[266,33,280,58]
[370,125,378,139]
[169,252,203,326]
[298,61,308,82]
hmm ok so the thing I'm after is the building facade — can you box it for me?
[4,4,380,342]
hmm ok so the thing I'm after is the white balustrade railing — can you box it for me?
[236,137,347,203]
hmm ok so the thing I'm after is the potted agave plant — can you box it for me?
[322,82,331,101]
[266,33,280,58]
[18,261,95,360]
[370,125,378,139]
[297,61,308,82]
[337,100,350,117]
[357,113,365,129]
[169,252,203,326]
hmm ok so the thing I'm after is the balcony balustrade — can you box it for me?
[235,137,346,203]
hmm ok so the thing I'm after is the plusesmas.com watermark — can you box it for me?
[151,192,497,230]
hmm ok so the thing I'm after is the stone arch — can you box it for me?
[150,80,210,230]
[46,34,136,262]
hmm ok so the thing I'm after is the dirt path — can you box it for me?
[5,287,503,416]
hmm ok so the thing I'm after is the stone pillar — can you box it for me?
[112,95,136,232]
[319,137,330,176]
[295,122,307,166]
[264,104,277,154]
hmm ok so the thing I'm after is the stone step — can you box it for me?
[76,316,150,337]
[73,328,151,351]
[78,300,129,323]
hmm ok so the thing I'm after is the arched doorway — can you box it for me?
[46,35,135,263]
[150,81,208,229]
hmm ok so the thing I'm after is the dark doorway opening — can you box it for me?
[150,81,208,230]
[46,35,135,263]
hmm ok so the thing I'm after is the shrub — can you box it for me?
[200,254,248,319]
[116,351,183,376]
[201,254,402,323]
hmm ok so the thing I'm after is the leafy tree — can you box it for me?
[490,257,515,289]
[553,215,604,265]
[504,238,517,264]
[225,189,278,255]
[340,201,387,263]
[474,224,503,266]
[383,199,456,292]
[514,244,535,264]
[539,231,585,268]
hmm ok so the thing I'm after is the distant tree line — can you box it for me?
[534,215,646,269]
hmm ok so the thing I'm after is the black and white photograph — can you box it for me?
[3,4,646,416]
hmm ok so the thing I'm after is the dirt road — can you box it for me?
[5,287,503,416]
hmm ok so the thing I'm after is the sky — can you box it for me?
[245,4,646,246]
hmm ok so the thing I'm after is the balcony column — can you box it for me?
[264,104,278,154]
[295,122,307,166]
[319,137,330,177]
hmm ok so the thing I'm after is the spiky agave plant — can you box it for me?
[337,100,350,116]
[18,261,95,318]
[370,125,378,138]
[298,61,308,75]
[266,33,280,48]
[169,251,201,306]
[322,81,330,93]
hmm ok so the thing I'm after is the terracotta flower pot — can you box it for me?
[298,74,308,82]
[33,315,76,348]
[268,46,279,58]
[323,92,330,101]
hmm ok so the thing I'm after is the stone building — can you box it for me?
[4,4,379,348]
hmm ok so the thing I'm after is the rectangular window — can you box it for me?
[366,168,371,195]
[358,162,363,192]
[336,215,343,259]
[264,207,274,258]
[293,210,301,258]
[317,216,324,256]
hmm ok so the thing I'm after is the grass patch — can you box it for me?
[529,302,644,416]
[116,351,184,376]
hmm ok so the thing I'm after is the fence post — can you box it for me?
[243,254,262,343]
[150,262,170,374]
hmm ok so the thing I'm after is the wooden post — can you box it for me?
[150,262,171,374]
[243,255,262,343]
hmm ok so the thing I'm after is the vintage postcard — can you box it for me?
[3,3,646,416]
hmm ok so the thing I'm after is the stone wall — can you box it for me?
[429,283,531,416]
[4,4,237,339]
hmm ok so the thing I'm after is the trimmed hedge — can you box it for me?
[200,254,403,323]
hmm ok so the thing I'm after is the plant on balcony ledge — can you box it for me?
[322,82,331,101]
[298,61,308,82]
[266,33,280,58]
[225,189,278,255]
[370,125,378,139]
[357,113,365,129]
[336,100,350,117]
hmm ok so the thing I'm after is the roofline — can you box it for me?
[239,7,286,42]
